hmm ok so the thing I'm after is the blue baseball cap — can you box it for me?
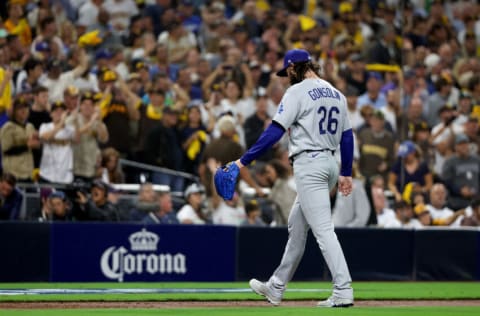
[35,41,50,52]
[367,71,383,81]
[276,49,312,77]
[397,140,416,158]
[49,190,66,200]
[95,49,112,60]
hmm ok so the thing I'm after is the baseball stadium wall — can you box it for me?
[0,223,479,282]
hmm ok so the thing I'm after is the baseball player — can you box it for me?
[232,49,354,307]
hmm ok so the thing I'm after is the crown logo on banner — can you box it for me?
[128,228,159,251]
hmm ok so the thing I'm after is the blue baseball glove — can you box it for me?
[214,162,240,200]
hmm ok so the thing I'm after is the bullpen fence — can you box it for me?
[0,223,479,282]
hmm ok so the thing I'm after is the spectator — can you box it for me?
[15,57,43,94]
[243,91,276,162]
[383,200,422,229]
[241,199,266,226]
[345,53,366,95]
[442,133,480,210]
[0,57,13,115]
[0,97,40,181]
[30,16,64,60]
[38,101,76,184]
[67,91,108,183]
[356,72,387,110]
[0,172,23,220]
[199,115,263,197]
[76,0,103,35]
[460,197,480,227]
[157,17,197,66]
[129,183,159,221]
[4,0,32,46]
[181,102,212,175]
[38,191,71,222]
[431,105,456,178]
[397,97,428,141]
[382,88,401,133]
[425,76,456,127]
[98,70,140,157]
[142,191,179,224]
[63,85,80,115]
[357,110,396,183]
[367,24,401,65]
[332,171,370,228]
[177,182,209,224]
[75,179,119,221]
[416,202,466,227]
[133,87,166,161]
[102,0,139,36]
[451,91,473,131]
[143,106,185,191]
[28,86,51,168]
[39,48,89,102]
[261,159,296,226]
[28,86,51,130]
[388,140,433,202]
[100,147,125,184]
[371,186,395,227]
[86,8,123,50]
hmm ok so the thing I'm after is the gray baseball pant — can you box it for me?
[269,151,353,299]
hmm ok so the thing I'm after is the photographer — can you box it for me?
[431,105,456,179]
[74,180,119,222]
[38,191,71,222]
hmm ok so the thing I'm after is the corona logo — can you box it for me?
[100,229,187,282]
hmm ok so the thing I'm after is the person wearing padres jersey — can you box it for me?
[232,49,354,307]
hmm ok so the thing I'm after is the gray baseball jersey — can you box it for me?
[273,78,351,157]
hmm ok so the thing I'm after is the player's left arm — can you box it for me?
[338,95,354,196]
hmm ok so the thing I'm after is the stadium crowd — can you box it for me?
[0,0,479,227]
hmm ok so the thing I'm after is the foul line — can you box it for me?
[0,288,331,296]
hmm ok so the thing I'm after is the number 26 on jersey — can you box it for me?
[318,106,339,135]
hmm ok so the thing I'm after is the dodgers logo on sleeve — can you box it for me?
[278,102,284,114]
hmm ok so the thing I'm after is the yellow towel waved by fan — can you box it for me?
[187,130,207,160]
[78,30,103,47]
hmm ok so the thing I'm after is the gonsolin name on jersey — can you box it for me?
[308,87,340,101]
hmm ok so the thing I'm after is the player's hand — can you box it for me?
[338,176,353,196]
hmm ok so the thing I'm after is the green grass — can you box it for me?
[1,282,480,302]
[2,307,480,316]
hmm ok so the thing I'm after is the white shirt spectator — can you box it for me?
[176,204,206,224]
[376,208,396,227]
[347,108,364,131]
[426,204,454,220]
[157,29,197,63]
[73,73,99,93]
[212,201,246,226]
[102,0,139,35]
[39,71,76,102]
[431,121,454,176]
[383,216,422,229]
[39,123,76,183]
[77,0,101,27]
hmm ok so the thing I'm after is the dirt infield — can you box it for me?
[2,300,480,309]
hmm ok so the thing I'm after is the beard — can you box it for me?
[289,72,303,85]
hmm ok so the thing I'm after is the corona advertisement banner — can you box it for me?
[50,223,236,282]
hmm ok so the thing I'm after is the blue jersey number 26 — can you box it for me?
[318,106,339,135]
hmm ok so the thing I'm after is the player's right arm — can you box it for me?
[235,121,285,168]
[235,87,298,168]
